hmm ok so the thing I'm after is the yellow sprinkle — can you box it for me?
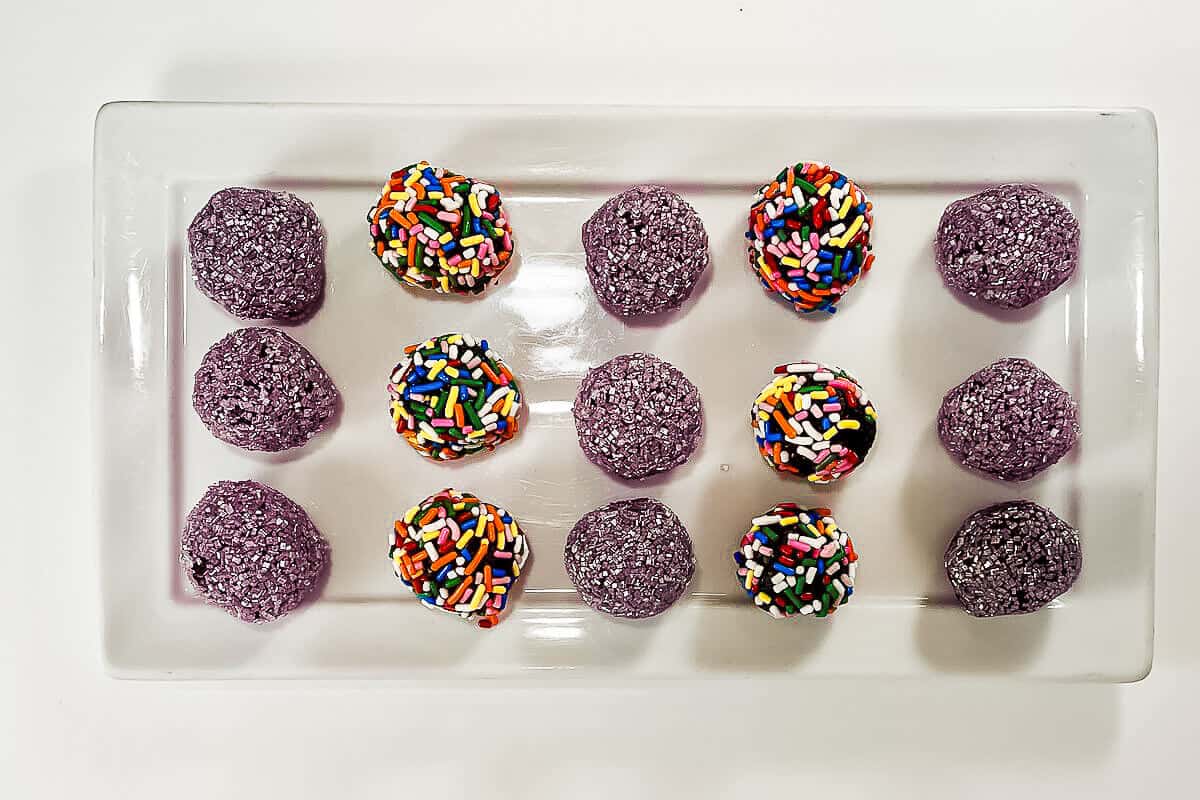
[468,585,486,610]
[818,183,831,197]
[438,276,449,292]
[744,571,754,590]
[403,171,421,187]
[426,361,446,380]
[461,234,485,247]
[438,231,454,244]
[470,261,480,278]
[511,561,520,578]
[421,527,442,543]
[836,420,861,430]
[780,256,802,268]
[467,430,487,439]
[823,427,838,441]
[832,215,864,248]
[403,505,420,524]
[427,191,444,200]
[497,527,507,550]
[500,393,515,417]
[457,528,476,549]
[780,516,799,525]
[493,586,507,595]
[443,366,460,378]
[448,334,463,344]
[810,391,829,401]
[756,591,773,604]
[446,386,459,416]
[468,194,482,217]
[452,502,466,511]
[390,240,405,250]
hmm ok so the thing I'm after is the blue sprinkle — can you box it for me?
[821,418,832,430]
[818,249,834,260]
[843,250,855,271]
[501,514,512,524]
[816,558,826,573]
[774,564,796,576]
[409,381,446,393]
[753,531,769,544]
[496,421,507,431]
[855,203,867,214]
[436,565,452,582]
[765,432,782,442]
[460,518,477,531]
[493,568,508,578]
[480,339,489,351]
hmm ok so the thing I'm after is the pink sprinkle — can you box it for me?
[436,210,458,223]
[370,224,380,236]
[766,243,785,258]
[786,270,806,278]
[786,240,804,257]
[447,254,463,266]
[809,232,820,250]
[493,551,513,559]
[823,403,842,412]
[801,251,818,268]
[430,418,454,428]
[410,224,424,237]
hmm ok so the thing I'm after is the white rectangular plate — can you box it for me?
[95,104,1158,681]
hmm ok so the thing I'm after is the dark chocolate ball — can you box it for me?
[188,187,326,321]
[573,353,703,480]
[181,480,330,623]
[565,498,695,619]
[945,500,1081,617]
[582,185,709,316]
[937,357,1078,482]
[935,183,1079,309]
[193,327,339,452]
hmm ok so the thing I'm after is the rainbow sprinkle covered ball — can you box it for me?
[746,162,874,314]
[752,362,878,484]
[390,488,528,628]
[734,503,858,619]
[367,162,514,295]
[388,333,522,461]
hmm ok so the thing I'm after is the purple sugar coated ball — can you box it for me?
[935,183,1079,309]
[937,357,1079,482]
[581,185,709,317]
[193,327,339,452]
[188,187,326,321]
[181,480,330,623]
[573,353,703,480]
[564,498,695,618]
[945,500,1081,617]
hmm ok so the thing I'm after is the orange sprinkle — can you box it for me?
[465,540,489,575]
[446,579,472,606]
[772,410,797,438]
[780,392,796,416]
[431,549,457,570]
[419,507,439,525]
[484,566,494,592]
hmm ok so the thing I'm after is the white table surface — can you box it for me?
[2,1,1196,796]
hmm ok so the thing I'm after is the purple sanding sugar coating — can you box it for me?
[193,327,339,452]
[945,500,1081,617]
[181,480,330,623]
[573,353,703,480]
[188,187,326,321]
[564,497,696,618]
[937,357,1078,482]
[581,185,709,317]
[935,183,1079,309]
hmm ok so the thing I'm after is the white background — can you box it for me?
[2,0,1197,796]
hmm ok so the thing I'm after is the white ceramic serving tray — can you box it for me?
[94,104,1158,681]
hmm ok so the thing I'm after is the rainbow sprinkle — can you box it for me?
[734,503,858,619]
[367,162,514,295]
[752,362,878,484]
[746,162,874,314]
[388,333,522,461]
[390,488,528,628]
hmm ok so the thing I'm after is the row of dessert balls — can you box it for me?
[180,161,1083,626]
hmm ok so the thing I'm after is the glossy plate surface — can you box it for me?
[95,104,1157,680]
